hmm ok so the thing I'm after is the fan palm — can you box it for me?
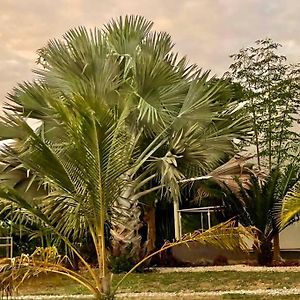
[0,16,251,297]
[0,16,250,261]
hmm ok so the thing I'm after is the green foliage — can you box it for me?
[281,181,300,226]
[109,255,135,274]
[109,254,146,274]
[227,164,299,235]
[222,163,300,265]
[0,15,251,297]
[226,38,300,169]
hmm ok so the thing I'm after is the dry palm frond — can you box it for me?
[0,246,97,297]
[113,220,257,295]
[196,154,267,199]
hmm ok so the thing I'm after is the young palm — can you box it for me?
[223,164,300,265]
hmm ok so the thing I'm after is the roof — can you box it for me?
[178,206,224,213]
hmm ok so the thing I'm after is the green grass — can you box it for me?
[17,270,300,298]
[113,271,300,292]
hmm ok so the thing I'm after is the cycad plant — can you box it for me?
[223,164,300,265]
[0,16,250,298]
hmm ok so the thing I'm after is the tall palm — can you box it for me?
[0,16,250,262]
[0,16,252,298]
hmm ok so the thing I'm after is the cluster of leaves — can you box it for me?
[219,163,300,265]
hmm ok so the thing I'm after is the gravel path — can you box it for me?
[154,264,300,273]
[6,288,300,299]
[116,288,300,298]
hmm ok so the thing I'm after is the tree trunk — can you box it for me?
[144,206,156,256]
[100,272,112,296]
[110,176,144,261]
[257,236,273,266]
[273,232,284,263]
[93,213,112,299]
[110,199,143,259]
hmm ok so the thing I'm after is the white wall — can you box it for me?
[280,222,300,250]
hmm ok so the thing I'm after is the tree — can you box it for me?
[226,38,300,169]
[225,38,300,261]
[224,164,300,265]
[0,16,251,298]
[0,16,250,261]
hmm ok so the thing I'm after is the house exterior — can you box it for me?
[281,222,300,250]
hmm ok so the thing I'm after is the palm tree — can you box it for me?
[0,16,252,297]
[223,164,300,265]
[0,16,250,262]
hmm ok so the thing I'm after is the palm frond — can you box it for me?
[0,247,97,297]
[105,15,153,56]
[114,220,257,294]
[281,181,300,226]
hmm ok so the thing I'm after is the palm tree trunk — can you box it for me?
[257,234,273,266]
[110,177,144,261]
[110,198,143,260]
[273,232,283,263]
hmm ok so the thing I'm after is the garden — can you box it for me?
[0,15,299,300]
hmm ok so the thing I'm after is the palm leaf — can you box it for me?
[281,181,300,226]
[0,247,97,297]
[114,220,257,294]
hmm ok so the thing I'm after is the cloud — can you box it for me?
[1,0,299,110]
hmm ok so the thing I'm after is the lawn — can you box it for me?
[16,270,300,299]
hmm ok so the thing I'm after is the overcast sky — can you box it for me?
[1,0,300,111]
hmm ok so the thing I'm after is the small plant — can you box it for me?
[109,255,134,274]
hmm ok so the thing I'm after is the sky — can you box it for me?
[1,0,300,111]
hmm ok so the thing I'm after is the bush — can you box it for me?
[109,255,147,273]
